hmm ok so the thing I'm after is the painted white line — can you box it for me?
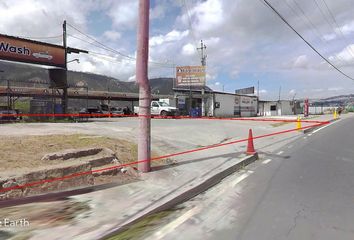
[232,171,252,187]
[151,206,201,240]
[262,159,272,165]
[277,151,284,155]
[287,145,293,149]
[311,119,341,134]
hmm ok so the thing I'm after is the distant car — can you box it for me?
[110,107,124,117]
[0,110,19,121]
[79,108,104,118]
[32,52,53,60]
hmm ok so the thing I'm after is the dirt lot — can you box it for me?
[0,134,138,172]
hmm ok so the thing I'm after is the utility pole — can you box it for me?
[197,40,207,66]
[7,79,10,110]
[62,20,68,114]
[136,0,151,173]
[278,86,281,101]
[197,40,207,116]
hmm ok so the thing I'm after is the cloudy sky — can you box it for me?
[1,0,354,99]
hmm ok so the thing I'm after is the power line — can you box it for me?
[262,0,354,81]
[66,22,135,60]
[181,0,203,64]
[285,0,345,63]
[312,0,354,61]
[67,22,175,67]
[320,0,354,57]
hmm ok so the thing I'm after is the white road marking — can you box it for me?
[311,119,341,134]
[287,145,293,149]
[277,151,284,155]
[262,159,272,165]
[150,206,201,240]
[232,171,253,187]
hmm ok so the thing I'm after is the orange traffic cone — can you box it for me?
[246,129,256,155]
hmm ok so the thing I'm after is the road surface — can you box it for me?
[144,115,354,240]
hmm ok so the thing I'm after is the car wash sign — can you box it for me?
[176,66,206,86]
[0,34,65,68]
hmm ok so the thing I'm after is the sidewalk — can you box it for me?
[4,114,340,240]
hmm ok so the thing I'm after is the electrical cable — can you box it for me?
[262,0,354,81]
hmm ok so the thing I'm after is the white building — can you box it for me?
[173,87,258,117]
[258,100,300,116]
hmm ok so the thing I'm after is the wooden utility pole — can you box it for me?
[62,20,68,114]
[136,0,151,173]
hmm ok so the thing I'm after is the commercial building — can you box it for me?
[173,86,258,117]
[258,100,302,116]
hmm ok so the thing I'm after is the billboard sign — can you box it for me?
[176,66,206,86]
[0,34,65,68]
[235,86,255,95]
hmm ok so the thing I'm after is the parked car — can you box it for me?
[0,110,19,121]
[110,107,124,117]
[79,107,104,118]
[134,101,178,116]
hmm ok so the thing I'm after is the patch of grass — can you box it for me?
[107,209,177,240]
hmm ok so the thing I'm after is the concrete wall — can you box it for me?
[213,93,257,117]
[214,93,237,117]
[239,95,258,117]
[260,101,278,116]
[279,101,293,115]
[260,101,294,116]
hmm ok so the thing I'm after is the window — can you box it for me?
[270,105,277,111]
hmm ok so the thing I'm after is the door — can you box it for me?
[151,102,160,115]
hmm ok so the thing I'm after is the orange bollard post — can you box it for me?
[246,129,256,155]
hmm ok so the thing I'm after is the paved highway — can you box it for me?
[144,114,354,240]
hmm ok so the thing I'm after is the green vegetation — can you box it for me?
[107,209,178,240]
[14,101,30,113]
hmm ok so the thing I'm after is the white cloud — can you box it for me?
[340,20,354,35]
[329,44,354,65]
[289,89,296,95]
[293,55,309,69]
[180,0,224,33]
[215,82,221,86]
[150,30,189,47]
[328,87,344,91]
[128,75,136,82]
[0,0,96,43]
[182,43,196,56]
[103,30,121,41]
[323,33,336,41]
[107,0,138,30]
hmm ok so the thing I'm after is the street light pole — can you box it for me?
[136,0,151,173]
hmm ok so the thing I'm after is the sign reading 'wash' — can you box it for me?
[0,34,65,68]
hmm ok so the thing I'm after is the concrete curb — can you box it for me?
[302,118,338,134]
[99,153,258,240]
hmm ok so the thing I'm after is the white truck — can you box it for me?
[134,101,178,116]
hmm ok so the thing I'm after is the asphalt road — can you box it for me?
[144,114,354,240]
